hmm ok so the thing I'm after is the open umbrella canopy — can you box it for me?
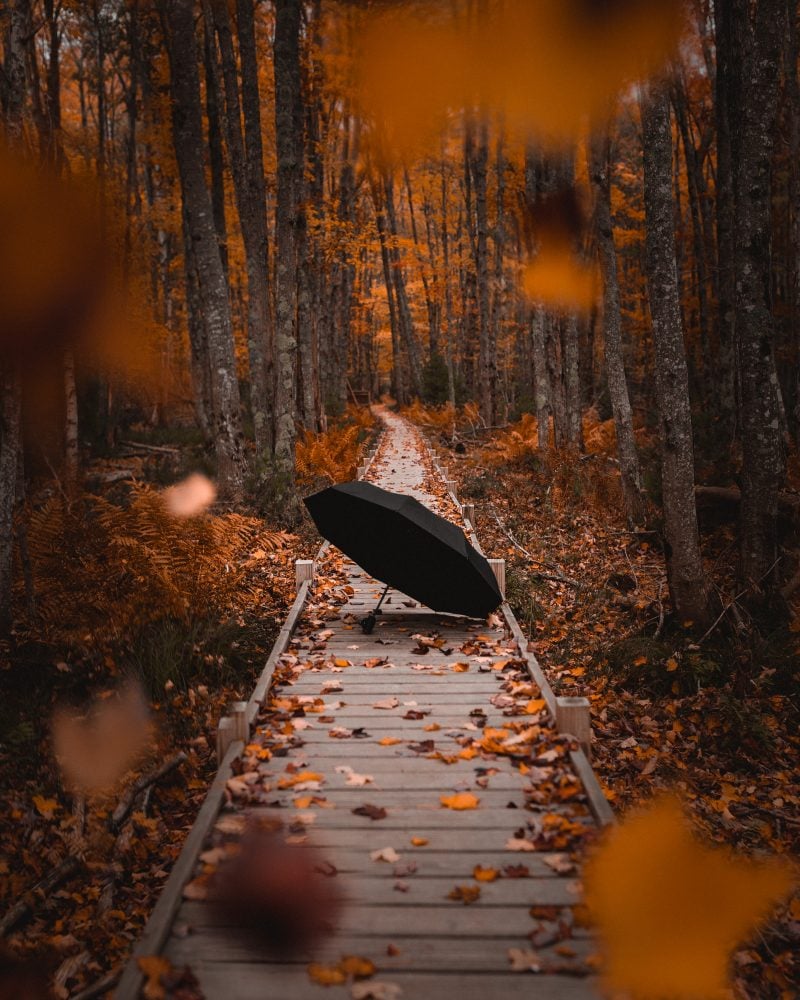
[303,481,502,620]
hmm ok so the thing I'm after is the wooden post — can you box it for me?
[295,558,314,591]
[446,479,457,498]
[556,696,592,757]
[216,716,233,763]
[462,502,475,526]
[488,558,506,599]
[357,464,366,479]
[230,701,249,744]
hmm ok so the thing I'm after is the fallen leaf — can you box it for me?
[508,948,543,973]
[448,884,481,904]
[351,982,403,1000]
[137,956,172,1000]
[441,792,480,810]
[336,765,374,787]
[340,955,377,980]
[506,837,536,852]
[373,697,400,710]
[353,804,388,821]
[370,847,400,863]
[33,795,59,819]
[378,737,402,746]
[410,837,429,847]
[544,854,576,876]
[473,865,500,882]
[308,962,347,986]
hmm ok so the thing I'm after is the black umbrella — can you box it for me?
[304,481,502,632]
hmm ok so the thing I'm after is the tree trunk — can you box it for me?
[273,0,302,501]
[731,0,787,585]
[470,118,494,425]
[161,0,244,498]
[209,0,273,457]
[641,81,712,625]
[384,171,422,398]
[590,134,646,527]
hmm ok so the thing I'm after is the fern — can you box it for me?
[18,486,291,649]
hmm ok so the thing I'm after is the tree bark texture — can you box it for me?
[641,81,712,625]
[731,0,787,585]
[162,0,244,498]
[590,135,646,527]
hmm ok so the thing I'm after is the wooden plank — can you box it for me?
[165,930,594,969]
[184,965,600,1000]
[246,807,588,833]
[177,902,579,938]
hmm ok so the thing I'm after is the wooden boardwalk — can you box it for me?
[117,409,610,999]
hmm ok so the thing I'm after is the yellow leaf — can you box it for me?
[33,795,59,819]
[584,794,794,998]
[441,792,480,811]
[473,865,499,882]
[308,963,347,986]
[459,747,478,760]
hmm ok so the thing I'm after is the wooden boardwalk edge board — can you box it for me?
[426,443,615,830]
[114,439,380,999]
[114,738,245,1000]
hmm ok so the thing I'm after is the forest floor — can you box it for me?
[412,406,800,1000]
[0,409,375,999]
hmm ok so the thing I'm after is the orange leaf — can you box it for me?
[378,737,401,746]
[410,837,429,847]
[308,963,347,986]
[584,795,794,997]
[473,865,499,882]
[441,792,479,811]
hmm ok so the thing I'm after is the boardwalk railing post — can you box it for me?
[357,464,366,479]
[295,558,315,592]
[556,696,592,757]
[462,502,475,527]
[488,558,506,599]
[230,701,249,745]
[446,479,457,498]
[216,716,233,763]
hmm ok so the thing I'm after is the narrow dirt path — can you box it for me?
[164,409,601,998]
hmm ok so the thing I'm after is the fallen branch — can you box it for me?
[120,439,180,455]
[0,855,82,937]
[109,752,187,832]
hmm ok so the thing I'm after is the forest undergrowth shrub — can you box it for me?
[17,485,290,657]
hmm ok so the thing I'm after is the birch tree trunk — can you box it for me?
[161,0,244,498]
[590,134,645,527]
[731,0,787,585]
[641,81,712,626]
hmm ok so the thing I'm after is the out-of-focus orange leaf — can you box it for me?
[355,0,682,156]
[410,837,429,847]
[163,474,217,518]
[339,955,377,980]
[473,865,499,882]
[584,795,795,998]
[52,682,151,794]
[32,795,59,819]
